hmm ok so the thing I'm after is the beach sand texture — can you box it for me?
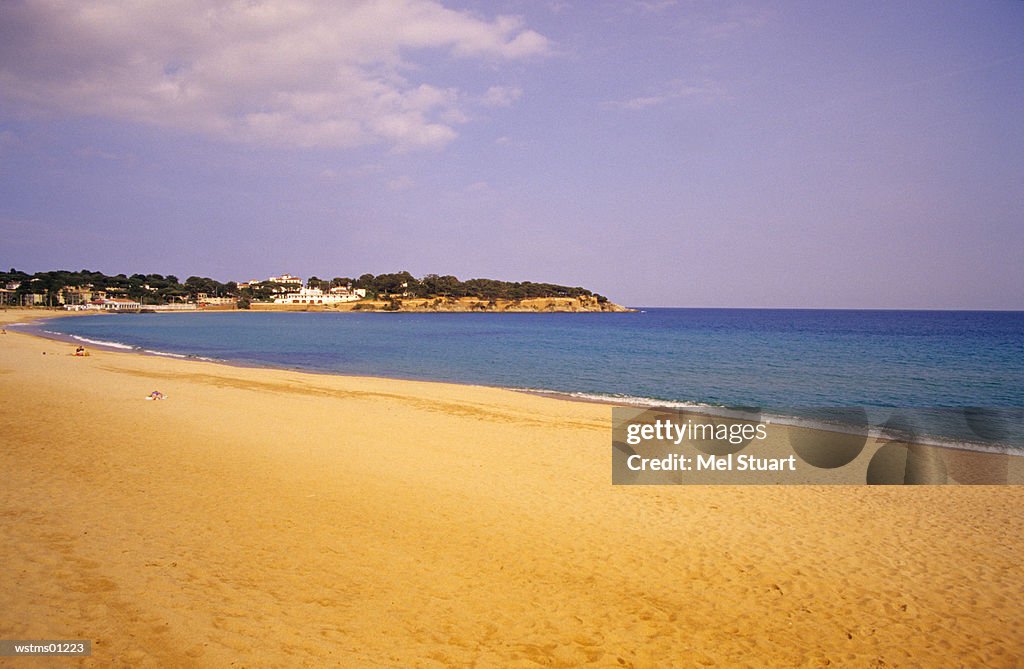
[1,311,1022,668]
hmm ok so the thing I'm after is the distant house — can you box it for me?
[238,274,303,296]
[330,286,367,299]
[93,298,141,312]
[269,274,303,287]
[0,287,16,306]
[196,293,235,306]
[61,285,95,306]
[274,287,365,305]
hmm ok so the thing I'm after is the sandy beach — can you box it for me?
[1,310,1022,668]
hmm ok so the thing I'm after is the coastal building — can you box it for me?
[273,286,366,305]
[269,274,303,287]
[60,286,96,306]
[93,298,142,312]
[330,286,366,297]
[196,293,235,306]
[239,274,303,295]
[67,298,139,312]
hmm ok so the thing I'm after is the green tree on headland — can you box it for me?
[1,268,609,307]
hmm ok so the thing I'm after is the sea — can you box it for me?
[27,308,1024,453]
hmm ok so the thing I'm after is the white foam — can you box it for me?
[513,387,707,410]
[144,349,218,363]
[144,349,188,359]
[65,334,135,350]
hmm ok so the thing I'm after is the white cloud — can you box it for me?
[0,0,549,151]
[603,79,726,110]
[480,86,523,108]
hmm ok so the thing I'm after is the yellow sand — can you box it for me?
[1,310,1022,668]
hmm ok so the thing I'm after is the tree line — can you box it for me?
[295,272,607,302]
[1,269,235,306]
[2,268,607,305]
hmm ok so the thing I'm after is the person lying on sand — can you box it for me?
[147,390,166,400]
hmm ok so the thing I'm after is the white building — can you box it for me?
[67,298,141,312]
[239,274,303,293]
[274,287,366,305]
[196,293,235,306]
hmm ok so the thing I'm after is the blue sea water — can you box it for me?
[34,309,1024,449]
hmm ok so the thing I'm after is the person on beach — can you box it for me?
[148,390,165,400]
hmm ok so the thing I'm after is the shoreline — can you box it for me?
[2,307,1024,665]
[19,309,1024,459]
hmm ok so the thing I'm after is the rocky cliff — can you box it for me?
[249,296,633,313]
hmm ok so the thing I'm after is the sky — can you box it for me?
[1,0,1022,309]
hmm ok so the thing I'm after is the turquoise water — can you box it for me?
[34,309,1024,449]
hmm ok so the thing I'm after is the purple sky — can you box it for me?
[1,1,1022,308]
